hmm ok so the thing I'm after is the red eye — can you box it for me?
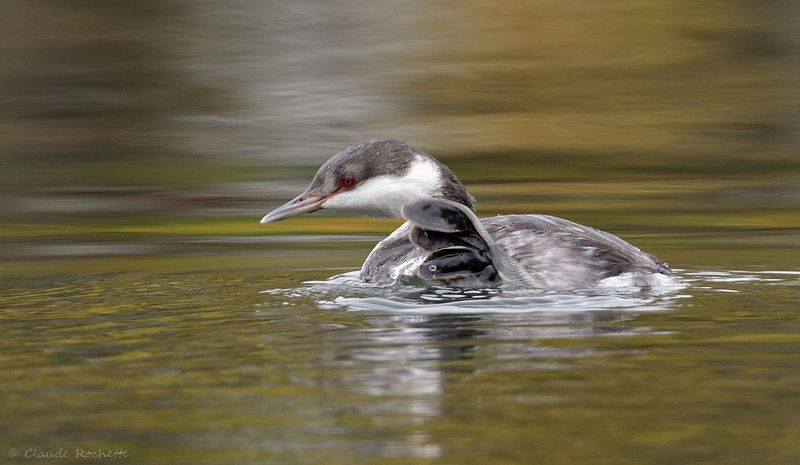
[340,176,357,189]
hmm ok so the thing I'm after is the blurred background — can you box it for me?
[2,0,799,261]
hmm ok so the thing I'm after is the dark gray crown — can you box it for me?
[307,139,475,210]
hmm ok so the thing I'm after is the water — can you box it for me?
[2,1,800,464]
[2,244,798,464]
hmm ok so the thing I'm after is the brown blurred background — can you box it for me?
[1,0,798,254]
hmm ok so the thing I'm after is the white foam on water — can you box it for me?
[261,269,796,315]
[264,270,689,314]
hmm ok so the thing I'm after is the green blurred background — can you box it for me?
[1,0,798,257]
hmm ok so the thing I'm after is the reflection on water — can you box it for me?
[250,268,794,461]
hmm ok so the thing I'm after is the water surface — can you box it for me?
[2,241,799,464]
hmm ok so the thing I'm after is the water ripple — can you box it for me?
[266,270,690,314]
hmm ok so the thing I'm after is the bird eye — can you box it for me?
[339,176,357,189]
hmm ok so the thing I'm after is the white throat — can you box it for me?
[322,155,442,218]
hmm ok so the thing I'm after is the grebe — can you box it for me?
[260,139,672,289]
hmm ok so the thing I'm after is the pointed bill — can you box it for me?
[260,193,328,224]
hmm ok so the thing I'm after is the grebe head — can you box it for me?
[260,139,474,223]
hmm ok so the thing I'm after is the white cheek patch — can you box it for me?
[322,155,442,218]
[406,155,441,188]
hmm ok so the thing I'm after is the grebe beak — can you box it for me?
[260,191,332,224]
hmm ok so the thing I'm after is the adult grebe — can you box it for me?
[260,139,672,289]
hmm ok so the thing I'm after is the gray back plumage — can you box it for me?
[361,214,672,288]
[486,214,671,288]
